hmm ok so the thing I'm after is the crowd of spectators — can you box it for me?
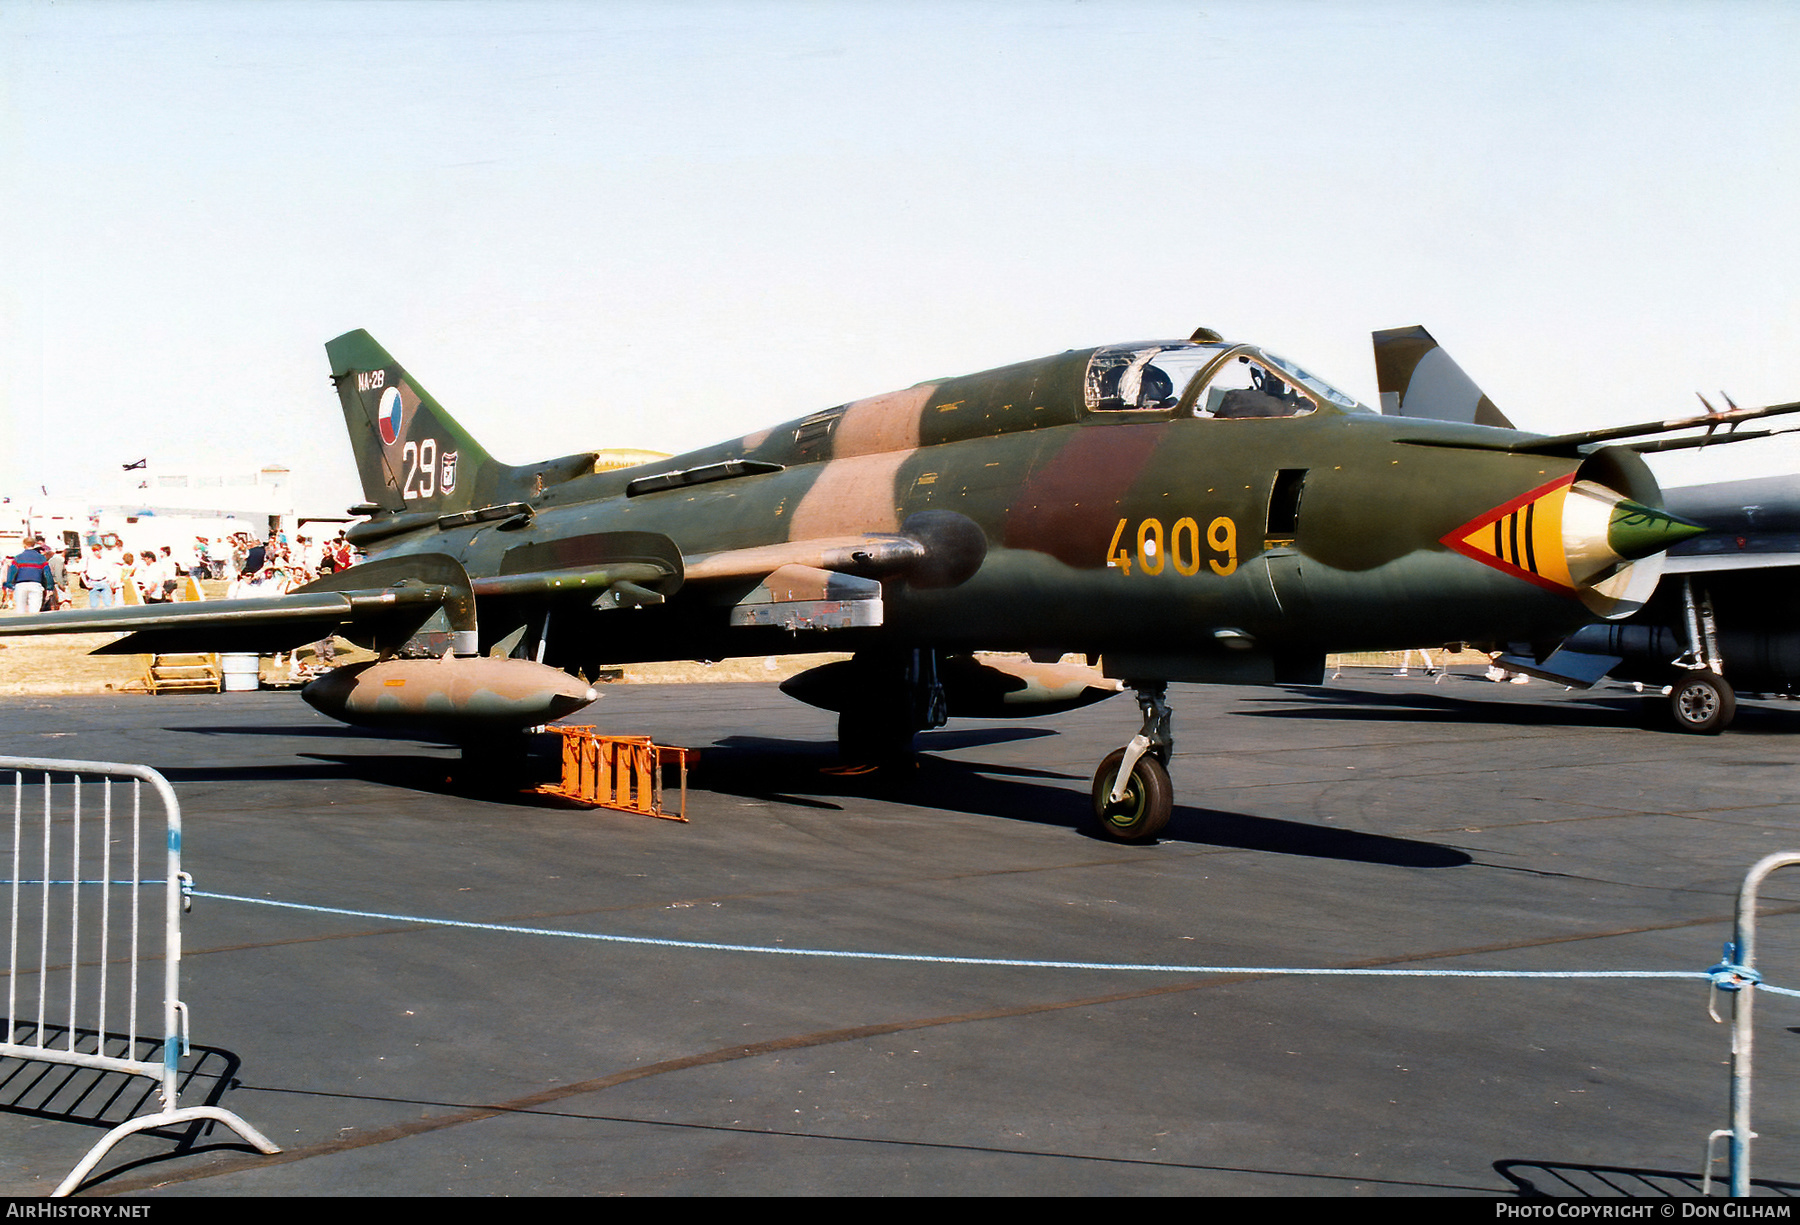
[0,529,359,613]
[221,530,357,599]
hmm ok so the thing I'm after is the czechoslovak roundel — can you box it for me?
[378,385,403,446]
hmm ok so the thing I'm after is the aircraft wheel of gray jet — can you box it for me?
[1092,747,1174,841]
[1667,670,1736,735]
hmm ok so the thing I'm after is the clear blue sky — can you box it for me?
[4,0,1797,514]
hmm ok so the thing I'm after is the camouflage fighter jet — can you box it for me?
[10,325,1793,840]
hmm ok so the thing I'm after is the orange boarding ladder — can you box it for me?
[539,726,698,821]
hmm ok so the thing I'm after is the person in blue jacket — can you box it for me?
[4,538,58,614]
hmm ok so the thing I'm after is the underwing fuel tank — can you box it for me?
[782,653,1121,719]
[301,655,599,735]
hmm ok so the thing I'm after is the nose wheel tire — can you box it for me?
[1667,671,1735,734]
[1091,748,1173,841]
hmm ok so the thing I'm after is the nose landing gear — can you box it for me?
[1092,682,1174,841]
[1662,578,1736,735]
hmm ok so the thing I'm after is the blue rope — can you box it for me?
[190,890,1714,980]
[1709,948,1763,993]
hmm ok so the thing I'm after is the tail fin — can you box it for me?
[327,330,498,514]
[1372,325,1515,428]
[327,330,600,516]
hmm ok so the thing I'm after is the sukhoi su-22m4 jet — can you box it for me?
[12,324,1795,840]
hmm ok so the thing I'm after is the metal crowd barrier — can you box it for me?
[1703,850,1800,1198]
[1,756,278,1196]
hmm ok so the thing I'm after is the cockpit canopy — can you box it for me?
[1084,342,1374,418]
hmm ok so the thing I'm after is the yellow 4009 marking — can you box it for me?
[1108,516,1237,577]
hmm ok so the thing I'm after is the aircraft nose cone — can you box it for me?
[1561,481,1699,587]
[1606,499,1707,561]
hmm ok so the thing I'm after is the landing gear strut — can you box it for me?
[836,649,947,763]
[1091,682,1174,841]
[1660,578,1737,735]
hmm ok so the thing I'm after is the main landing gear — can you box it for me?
[1091,682,1174,841]
[835,649,948,764]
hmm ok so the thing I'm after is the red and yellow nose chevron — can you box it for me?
[1441,474,1706,595]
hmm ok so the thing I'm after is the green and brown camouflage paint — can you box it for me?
[323,328,1678,686]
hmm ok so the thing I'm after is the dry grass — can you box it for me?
[1329,648,1494,668]
[0,633,145,695]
